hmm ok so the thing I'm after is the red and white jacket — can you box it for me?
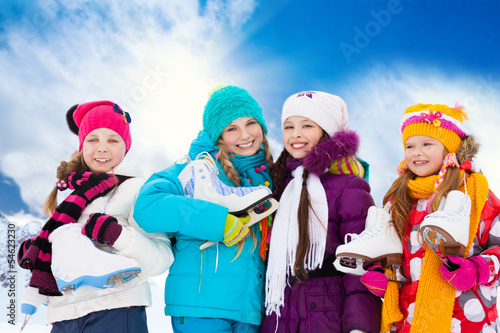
[395,185,500,332]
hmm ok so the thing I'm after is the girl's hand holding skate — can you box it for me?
[223,214,250,247]
[440,255,490,291]
[83,213,123,246]
[360,263,388,297]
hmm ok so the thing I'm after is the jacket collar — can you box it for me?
[287,130,360,177]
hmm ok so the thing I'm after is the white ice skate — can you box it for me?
[420,190,471,260]
[49,224,141,293]
[177,155,278,250]
[334,206,403,278]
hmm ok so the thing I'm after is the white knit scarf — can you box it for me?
[265,165,328,316]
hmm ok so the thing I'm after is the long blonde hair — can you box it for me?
[216,131,274,260]
[216,132,274,185]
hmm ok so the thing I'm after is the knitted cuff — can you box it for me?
[223,214,249,246]
[102,221,123,246]
[85,213,122,246]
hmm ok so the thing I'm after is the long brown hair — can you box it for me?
[383,136,479,239]
[43,152,89,216]
[216,131,274,260]
[272,132,328,282]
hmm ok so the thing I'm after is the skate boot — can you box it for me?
[334,206,403,277]
[420,190,471,260]
[178,156,278,250]
[49,224,141,293]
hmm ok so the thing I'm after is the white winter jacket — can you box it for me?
[46,160,174,323]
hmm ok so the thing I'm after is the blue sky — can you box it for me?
[0,1,499,331]
[1,0,499,220]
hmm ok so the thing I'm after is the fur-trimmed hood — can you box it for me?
[301,130,360,176]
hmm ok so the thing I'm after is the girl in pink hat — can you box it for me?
[18,101,174,333]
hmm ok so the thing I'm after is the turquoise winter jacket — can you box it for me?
[134,131,269,325]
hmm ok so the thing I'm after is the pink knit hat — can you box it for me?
[73,101,132,152]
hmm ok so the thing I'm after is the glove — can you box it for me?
[17,237,36,268]
[440,255,490,291]
[223,214,250,246]
[360,264,388,297]
[83,213,123,246]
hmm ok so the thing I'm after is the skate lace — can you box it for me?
[424,174,470,223]
[424,180,471,223]
[195,152,219,175]
[344,224,381,244]
[423,208,468,223]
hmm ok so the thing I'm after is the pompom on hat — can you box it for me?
[401,103,470,153]
[66,100,132,152]
[281,91,349,137]
[203,85,268,144]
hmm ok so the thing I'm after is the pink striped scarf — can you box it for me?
[17,172,128,296]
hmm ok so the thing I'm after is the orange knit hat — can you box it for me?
[401,103,470,153]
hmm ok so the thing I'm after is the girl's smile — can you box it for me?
[237,141,255,149]
[404,135,446,177]
[82,128,126,173]
[220,117,263,156]
[283,116,324,159]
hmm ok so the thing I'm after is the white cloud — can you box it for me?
[2,1,499,216]
[5,211,45,226]
[341,63,500,205]
[0,0,266,214]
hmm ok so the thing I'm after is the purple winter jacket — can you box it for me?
[261,131,382,333]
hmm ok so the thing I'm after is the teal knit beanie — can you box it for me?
[203,85,268,143]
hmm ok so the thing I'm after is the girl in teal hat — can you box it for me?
[134,85,274,333]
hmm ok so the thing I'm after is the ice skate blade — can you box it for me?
[20,314,31,332]
[426,244,452,268]
[421,233,452,269]
[421,227,466,257]
[334,256,367,276]
[230,193,274,216]
[246,198,279,226]
[334,252,402,274]
[334,257,407,282]
[200,198,279,250]
[56,267,141,292]
[108,270,141,287]
[387,265,409,282]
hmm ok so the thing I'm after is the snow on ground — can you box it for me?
[1,321,50,333]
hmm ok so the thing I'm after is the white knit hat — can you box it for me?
[281,91,349,137]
